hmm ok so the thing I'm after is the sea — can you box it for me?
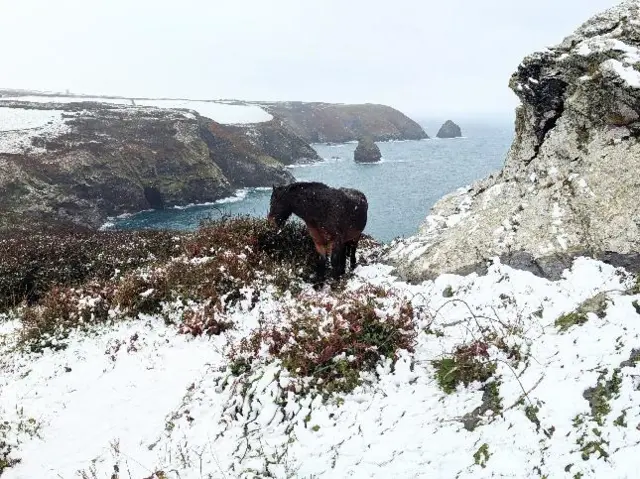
[113,119,515,243]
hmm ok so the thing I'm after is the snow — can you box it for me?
[0,95,133,106]
[0,107,71,154]
[135,100,273,124]
[0,96,273,124]
[1,255,639,478]
[601,59,640,88]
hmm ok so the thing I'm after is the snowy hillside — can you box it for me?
[1,219,639,479]
[0,95,273,125]
[0,107,71,154]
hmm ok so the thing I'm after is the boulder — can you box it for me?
[436,120,462,138]
[353,137,382,163]
[386,0,640,282]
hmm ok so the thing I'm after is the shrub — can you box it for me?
[433,340,497,394]
[231,286,417,396]
[0,226,181,310]
[16,216,333,348]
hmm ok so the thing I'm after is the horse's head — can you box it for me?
[267,185,293,228]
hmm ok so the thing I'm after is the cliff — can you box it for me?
[387,0,640,281]
[0,98,296,230]
[259,101,428,143]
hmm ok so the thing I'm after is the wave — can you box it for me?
[99,187,271,230]
[171,188,250,209]
[287,156,347,169]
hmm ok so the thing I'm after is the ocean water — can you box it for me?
[114,121,514,243]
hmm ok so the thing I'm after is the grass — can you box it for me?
[473,443,491,468]
[0,408,43,476]
[555,311,589,332]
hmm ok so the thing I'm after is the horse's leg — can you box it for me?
[331,242,346,279]
[310,237,328,284]
[349,236,360,269]
[315,253,327,282]
[344,241,352,269]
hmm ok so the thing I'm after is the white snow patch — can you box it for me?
[2,254,640,478]
[0,107,71,154]
[0,96,273,124]
[601,59,640,88]
[135,100,272,124]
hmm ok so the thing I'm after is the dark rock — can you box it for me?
[353,137,382,163]
[436,120,462,138]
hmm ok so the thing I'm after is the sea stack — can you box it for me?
[436,120,462,138]
[353,137,382,163]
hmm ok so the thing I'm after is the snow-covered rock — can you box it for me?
[387,0,640,282]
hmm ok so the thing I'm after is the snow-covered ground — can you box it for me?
[0,96,273,125]
[0,107,71,154]
[1,255,639,478]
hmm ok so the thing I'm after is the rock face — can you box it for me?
[386,0,640,282]
[0,100,294,230]
[436,120,462,138]
[260,101,428,143]
[232,120,320,165]
[353,137,382,163]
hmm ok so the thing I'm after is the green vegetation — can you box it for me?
[555,293,609,332]
[473,443,491,468]
[584,369,622,426]
[433,341,496,394]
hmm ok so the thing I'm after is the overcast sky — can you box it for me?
[0,0,621,119]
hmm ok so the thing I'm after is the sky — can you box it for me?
[0,0,622,119]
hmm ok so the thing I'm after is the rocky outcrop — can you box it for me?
[353,137,382,163]
[386,0,640,282]
[436,120,462,138]
[259,101,428,143]
[0,100,294,229]
[230,120,320,165]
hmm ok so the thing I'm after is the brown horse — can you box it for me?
[267,182,368,280]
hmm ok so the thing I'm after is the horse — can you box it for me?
[338,187,368,270]
[267,182,368,281]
